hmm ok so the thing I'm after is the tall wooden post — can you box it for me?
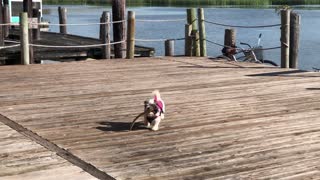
[112,0,126,59]
[187,8,197,31]
[58,7,67,34]
[165,39,174,56]
[185,24,192,56]
[101,11,111,59]
[224,29,236,47]
[281,9,290,68]
[126,11,135,59]
[32,8,40,40]
[198,8,207,57]
[23,0,34,64]
[0,2,4,46]
[191,30,200,57]
[3,0,10,37]
[20,12,30,65]
[187,8,199,56]
[289,12,300,69]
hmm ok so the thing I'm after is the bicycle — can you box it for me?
[220,33,278,67]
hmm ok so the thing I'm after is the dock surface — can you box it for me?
[1,57,320,179]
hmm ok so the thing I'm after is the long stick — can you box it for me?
[129,112,145,131]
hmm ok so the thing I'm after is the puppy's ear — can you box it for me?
[144,100,149,105]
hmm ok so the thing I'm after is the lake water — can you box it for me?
[42,5,320,71]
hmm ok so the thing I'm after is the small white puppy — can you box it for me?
[144,90,165,131]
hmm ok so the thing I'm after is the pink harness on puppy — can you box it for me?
[154,96,165,116]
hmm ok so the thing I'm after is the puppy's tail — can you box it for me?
[152,90,161,100]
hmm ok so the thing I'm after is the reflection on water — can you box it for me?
[42,5,320,70]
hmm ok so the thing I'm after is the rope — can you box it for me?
[0,44,20,50]
[136,18,186,22]
[206,39,225,47]
[135,38,167,42]
[206,39,280,51]
[0,23,12,27]
[204,20,281,28]
[135,37,185,42]
[4,40,20,44]
[31,20,126,26]
[254,46,281,51]
[29,40,125,48]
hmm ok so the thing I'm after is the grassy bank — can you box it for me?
[43,0,320,6]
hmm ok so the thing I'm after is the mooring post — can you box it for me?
[112,0,126,59]
[289,12,300,69]
[58,6,67,34]
[32,8,40,40]
[187,8,199,56]
[20,12,30,65]
[126,11,135,59]
[224,29,236,47]
[101,11,111,59]
[185,24,192,56]
[23,0,34,64]
[0,2,4,46]
[3,0,10,37]
[198,8,207,57]
[281,9,290,68]
[165,39,174,56]
[191,30,200,57]
[187,8,197,31]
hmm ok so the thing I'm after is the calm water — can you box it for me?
[43,5,320,70]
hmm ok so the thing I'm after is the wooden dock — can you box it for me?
[1,57,320,179]
[0,30,155,64]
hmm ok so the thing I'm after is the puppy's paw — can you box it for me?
[151,126,159,131]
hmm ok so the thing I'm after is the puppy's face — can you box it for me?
[144,100,159,120]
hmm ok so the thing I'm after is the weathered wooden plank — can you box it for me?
[0,118,98,179]
[0,57,320,179]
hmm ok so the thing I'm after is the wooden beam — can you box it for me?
[289,12,300,69]
[185,24,192,56]
[112,0,126,59]
[3,0,10,37]
[224,28,236,47]
[165,39,174,56]
[58,7,67,34]
[0,1,4,46]
[126,11,135,59]
[20,12,30,65]
[101,11,111,59]
[198,8,207,57]
[281,9,290,68]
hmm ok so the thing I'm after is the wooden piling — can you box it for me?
[191,30,200,57]
[58,7,67,34]
[23,0,34,64]
[185,24,192,56]
[187,8,197,31]
[126,11,135,59]
[0,2,4,46]
[101,11,111,59]
[3,0,10,37]
[165,39,174,56]
[281,9,290,68]
[32,8,40,40]
[198,8,207,57]
[224,29,236,47]
[289,12,300,69]
[20,12,30,65]
[112,0,126,59]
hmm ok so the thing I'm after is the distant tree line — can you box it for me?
[43,0,320,6]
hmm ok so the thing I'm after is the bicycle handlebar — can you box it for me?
[240,42,252,48]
